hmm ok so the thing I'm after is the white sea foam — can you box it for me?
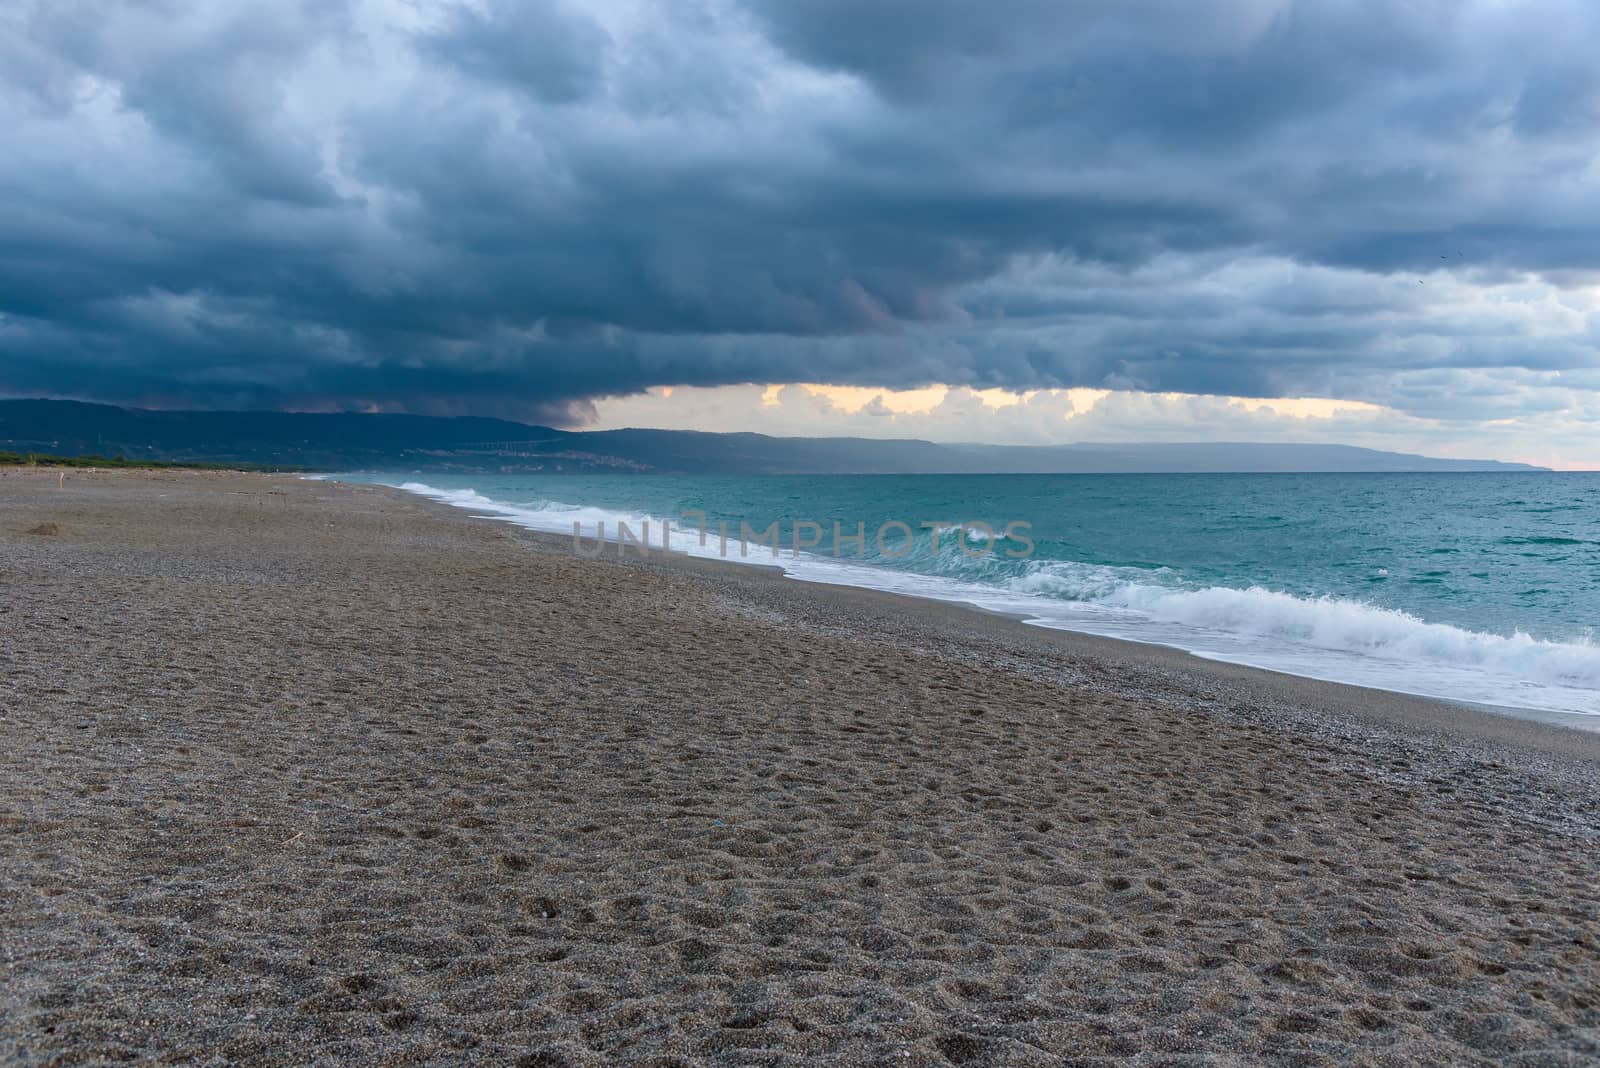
[398,482,749,557]
[1104,583,1598,689]
[393,481,1600,718]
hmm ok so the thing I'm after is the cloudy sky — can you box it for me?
[4,0,1599,467]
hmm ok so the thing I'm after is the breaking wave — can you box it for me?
[395,481,1600,717]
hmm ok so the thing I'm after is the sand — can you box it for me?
[2,468,1598,1066]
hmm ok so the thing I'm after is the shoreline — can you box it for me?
[387,480,1600,750]
[615,535,1600,738]
[6,468,1600,1065]
[360,475,1600,835]
[508,519,1600,794]
[371,475,1600,733]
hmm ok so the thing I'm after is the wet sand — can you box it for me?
[2,469,1598,1066]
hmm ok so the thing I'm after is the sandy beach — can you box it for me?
[3,469,1599,1066]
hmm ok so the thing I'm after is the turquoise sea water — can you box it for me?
[334,472,1600,718]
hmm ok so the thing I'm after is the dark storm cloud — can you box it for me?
[1,0,1598,421]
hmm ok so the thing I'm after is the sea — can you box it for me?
[328,471,1600,720]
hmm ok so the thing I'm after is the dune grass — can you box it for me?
[0,451,299,471]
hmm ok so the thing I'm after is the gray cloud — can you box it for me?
[0,0,1597,425]
[418,0,609,104]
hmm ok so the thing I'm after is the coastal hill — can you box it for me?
[0,399,1547,474]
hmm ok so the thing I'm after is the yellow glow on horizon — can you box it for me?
[967,387,1029,408]
[1059,388,1112,414]
[792,385,1382,421]
[585,382,1596,469]
[794,383,951,413]
[783,383,1128,416]
[740,383,1385,421]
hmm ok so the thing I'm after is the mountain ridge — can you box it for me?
[0,399,1549,474]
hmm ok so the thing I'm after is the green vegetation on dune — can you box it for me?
[0,451,299,472]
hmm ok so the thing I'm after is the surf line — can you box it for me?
[571,515,1035,561]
